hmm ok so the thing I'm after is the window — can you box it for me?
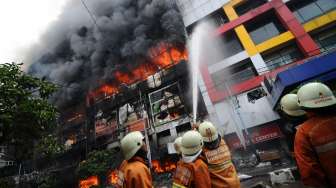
[221,30,244,57]
[312,25,336,53]
[287,0,336,23]
[202,29,244,66]
[261,43,303,70]
[209,9,229,27]
[211,59,257,90]
[245,11,286,44]
[186,8,229,36]
[235,0,267,16]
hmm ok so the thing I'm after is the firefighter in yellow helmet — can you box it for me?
[199,121,240,188]
[295,82,336,188]
[279,94,307,155]
[172,130,211,188]
[114,131,152,188]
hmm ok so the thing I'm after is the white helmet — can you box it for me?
[174,137,182,154]
[280,94,306,117]
[297,82,336,108]
[199,121,218,142]
[120,131,144,160]
[181,131,203,155]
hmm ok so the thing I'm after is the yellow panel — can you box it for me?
[223,5,239,20]
[230,0,244,6]
[304,10,336,32]
[256,32,295,53]
[223,0,258,56]
[235,26,258,55]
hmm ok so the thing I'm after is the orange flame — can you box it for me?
[152,160,177,174]
[88,44,187,101]
[108,170,119,185]
[79,176,99,188]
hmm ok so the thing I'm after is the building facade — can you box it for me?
[176,0,336,166]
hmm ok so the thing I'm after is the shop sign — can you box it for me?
[226,124,283,149]
[125,118,147,133]
[95,119,117,137]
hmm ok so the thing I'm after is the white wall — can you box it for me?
[214,91,280,135]
[175,0,230,26]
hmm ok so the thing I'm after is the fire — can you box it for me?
[79,176,99,188]
[152,160,177,174]
[66,113,83,123]
[108,170,119,185]
[88,43,187,101]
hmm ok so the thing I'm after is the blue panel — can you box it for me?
[271,51,336,107]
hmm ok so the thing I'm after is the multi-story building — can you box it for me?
[176,0,336,167]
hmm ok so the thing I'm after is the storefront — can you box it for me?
[224,122,290,170]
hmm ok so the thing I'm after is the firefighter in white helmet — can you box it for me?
[294,82,336,187]
[279,94,307,155]
[114,131,152,188]
[172,130,211,188]
[198,121,240,188]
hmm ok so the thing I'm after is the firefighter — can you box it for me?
[116,131,152,188]
[199,121,240,188]
[279,94,307,154]
[172,130,211,188]
[295,82,336,188]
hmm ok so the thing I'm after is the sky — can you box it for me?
[0,0,67,63]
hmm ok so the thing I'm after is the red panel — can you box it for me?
[200,60,305,104]
[272,0,320,56]
[216,3,272,35]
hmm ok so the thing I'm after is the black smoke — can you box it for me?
[27,0,185,109]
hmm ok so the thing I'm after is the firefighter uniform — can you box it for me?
[173,157,211,188]
[295,114,336,187]
[118,157,152,188]
[295,82,336,187]
[202,139,240,188]
[199,121,240,188]
[115,131,153,188]
[172,130,211,188]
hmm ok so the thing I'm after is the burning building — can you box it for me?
[19,0,211,186]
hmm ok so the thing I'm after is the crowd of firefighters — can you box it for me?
[112,82,336,188]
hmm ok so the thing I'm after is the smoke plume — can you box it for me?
[27,0,185,109]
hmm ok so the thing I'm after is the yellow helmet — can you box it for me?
[120,131,144,160]
[174,137,182,154]
[199,121,218,142]
[181,131,203,155]
[297,82,336,108]
[280,94,306,117]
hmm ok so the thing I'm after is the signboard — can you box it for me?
[125,118,147,133]
[225,123,283,150]
[95,119,117,137]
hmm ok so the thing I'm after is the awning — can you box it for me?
[269,51,336,108]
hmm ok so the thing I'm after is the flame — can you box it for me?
[108,170,119,185]
[152,160,177,174]
[88,44,187,101]
[79,176,99,188]
[67,113,83,123]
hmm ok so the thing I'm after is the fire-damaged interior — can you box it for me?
[58,48,208,185]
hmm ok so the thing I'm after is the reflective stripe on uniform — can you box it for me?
[208,160,232,171]
[315,140,336,153]
[172,182,187,188]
